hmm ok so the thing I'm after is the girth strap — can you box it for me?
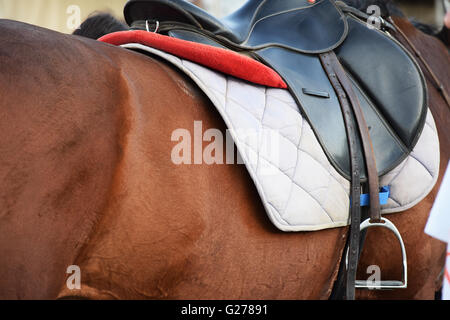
[319,51,380,299]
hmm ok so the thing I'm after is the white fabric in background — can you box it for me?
[425,161,450,300]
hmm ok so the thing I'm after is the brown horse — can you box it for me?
[0,15,448,300]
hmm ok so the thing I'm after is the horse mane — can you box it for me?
[73,13,129,39]
[409,18,440,34]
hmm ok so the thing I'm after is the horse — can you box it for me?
[0,5,448,300]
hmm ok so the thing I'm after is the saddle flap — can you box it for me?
[335,18,428,150]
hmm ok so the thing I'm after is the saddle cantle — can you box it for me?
[124,0,428,182]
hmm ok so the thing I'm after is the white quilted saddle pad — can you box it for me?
[123,44,440,232]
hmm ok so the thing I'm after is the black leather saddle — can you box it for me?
[124,0,428,181]
[125,0,348,53]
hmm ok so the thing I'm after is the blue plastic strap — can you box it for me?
[359,186,390,207]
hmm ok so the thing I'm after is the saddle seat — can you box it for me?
[124,0,348,53]
[123,0,428,181]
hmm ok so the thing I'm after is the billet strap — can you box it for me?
[319,51,381,300]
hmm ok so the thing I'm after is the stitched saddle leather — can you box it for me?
[125,0,348,53]
[124,0,428,181]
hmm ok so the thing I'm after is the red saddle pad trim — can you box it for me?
[98,30,287,89]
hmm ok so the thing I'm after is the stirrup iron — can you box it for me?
[346,217,408,290]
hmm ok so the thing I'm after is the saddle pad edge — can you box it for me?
[379,109,440,214]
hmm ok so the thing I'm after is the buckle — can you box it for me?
[346,217,408,290]
[145,20,160,33]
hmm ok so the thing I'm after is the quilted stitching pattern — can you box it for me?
[123,44,440,232]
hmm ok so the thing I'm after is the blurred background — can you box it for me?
[0,0,447,34]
